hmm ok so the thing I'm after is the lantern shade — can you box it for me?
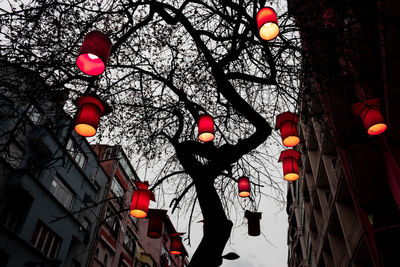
[257,7,279,41]
[147,209,167,239]
[76,31,112,76]
[130,181,155,219]
[352,98,387,136]
[170,233,184,255]
[275,112,300,147]
[245,210,262,236]
[75,95,106,137]
[278,149,301,181]
[238,177,250,197]
[198,114,215,142]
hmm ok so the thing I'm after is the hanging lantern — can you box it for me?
[130,181,155,219]
[170,233,184,255]
[76,31,112,76]
[275,112,300,147]
[198,114,215,142]
[278,149,301,181]
[245,210,262,236]
[238,176,250,198]
[147,209,167,239]
[257,7,279,41]
[352,98,387,136]
[75,95,110,137]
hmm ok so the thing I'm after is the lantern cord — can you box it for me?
[169,182,194,213]
[49,196,122,223]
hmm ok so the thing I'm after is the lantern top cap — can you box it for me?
[75,94,112,115]
[275,112,299,130]
[134,181,156,201]
[278,149,301,162]
[199,113,212,119]
[352,98,381,116]
[84,31,112,46]
[257,7,278,28]
[245,210,262,219]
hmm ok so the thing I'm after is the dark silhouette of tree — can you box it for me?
[0,0,301,266]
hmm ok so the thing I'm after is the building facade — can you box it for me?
[137,213,189,267]
[0,66,109,267]
[287,0,400,266]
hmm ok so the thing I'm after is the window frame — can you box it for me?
[66,138,87,170]
[49,174,74,211]
[30,220,62,259]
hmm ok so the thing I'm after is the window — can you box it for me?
[49,174,74,210]
[31,221,62,259]
[105,206,120,233]
[103,253,108,265]
[81,217,91,232]
[66,138,87,169]
[27,105,43,125]
[124,230,136,253]
[1,141,24,169]
[111,176,124,198]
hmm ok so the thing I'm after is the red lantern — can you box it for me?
[170,233,184,255]
[257,7,279,41]
[130,181,155,219]
[76,31,112,76]
[147,209,167,239]
[245,210,262,236]
[238,177,250,198]
[278,149,301,181]
[198,114,215,142]
[275,112,300,147]
[75,95,109,137]
[352,98,387,136]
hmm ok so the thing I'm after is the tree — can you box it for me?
[0,0,301,266]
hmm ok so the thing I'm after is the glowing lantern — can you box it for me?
[238,177,250,197]
[75,95,109,137]
[275,112,300,147]
[130,181,155,219]
[76,31,112,76]
[170,233,184,255]
[147,209,167,239]
[257,7,279,41]
[245,210,262,236]
[198,114,214,142]
[352,98,387,136]
[278,149,300,181]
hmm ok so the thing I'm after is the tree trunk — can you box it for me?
[188,174,233,267]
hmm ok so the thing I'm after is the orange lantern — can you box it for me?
[257,7,279,41]
[198,114,215,142]
[275,112,300,147]
[245,210,262,236]
[75,95,110,137]
[278,149,300,181]
[352,98,387,136]
[238,176,250,197]
[130,181,155,219]
[170,233,184,255]
[147,209,167,239]
[76,31,112,76]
